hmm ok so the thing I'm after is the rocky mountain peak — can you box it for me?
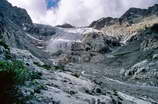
[56,23,75,28]
[90,4,158,29]
[148,4,158,14]
[120,4,158,24]
[0,0,32,27]
[120,8,147,23]
[89,17,119,29]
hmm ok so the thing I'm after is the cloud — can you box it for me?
[8,0,47,23]
[8,0,158,26]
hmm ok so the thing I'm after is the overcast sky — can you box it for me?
[8,0,158,26]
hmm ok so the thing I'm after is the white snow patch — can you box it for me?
[47,27,98,53]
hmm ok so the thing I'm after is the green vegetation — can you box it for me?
[0,60,40,84]
[0,60,41,104]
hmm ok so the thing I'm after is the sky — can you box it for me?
[7,0,158,26]
[46,0,59,9]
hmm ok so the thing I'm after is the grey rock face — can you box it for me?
[110,25,158,86]
[82,31,120,53]
[27,24,56,35]
[124,60,158,86]
[0,0,32,27]
[0,0,54,65]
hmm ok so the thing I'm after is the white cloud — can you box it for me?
[8,0,47,23]
[8,0,158,26]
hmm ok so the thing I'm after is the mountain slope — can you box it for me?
[0,0,158,103]
[51,4,158,103]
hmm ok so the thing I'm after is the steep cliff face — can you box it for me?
[0,0,32,27]
[0,0,31,47]
[0,0,56,64]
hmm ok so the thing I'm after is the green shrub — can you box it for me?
[0,60,41,104]
[0,61,30,104]
[0,60,39,84]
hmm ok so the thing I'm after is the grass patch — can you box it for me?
[0,61,41,83]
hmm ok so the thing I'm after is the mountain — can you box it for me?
[89,4,158,29]
[0,0,158,104]
[56,23,75,28]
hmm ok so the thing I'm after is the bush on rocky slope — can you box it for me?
[0,60,41,104]
[0,61,29,83]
